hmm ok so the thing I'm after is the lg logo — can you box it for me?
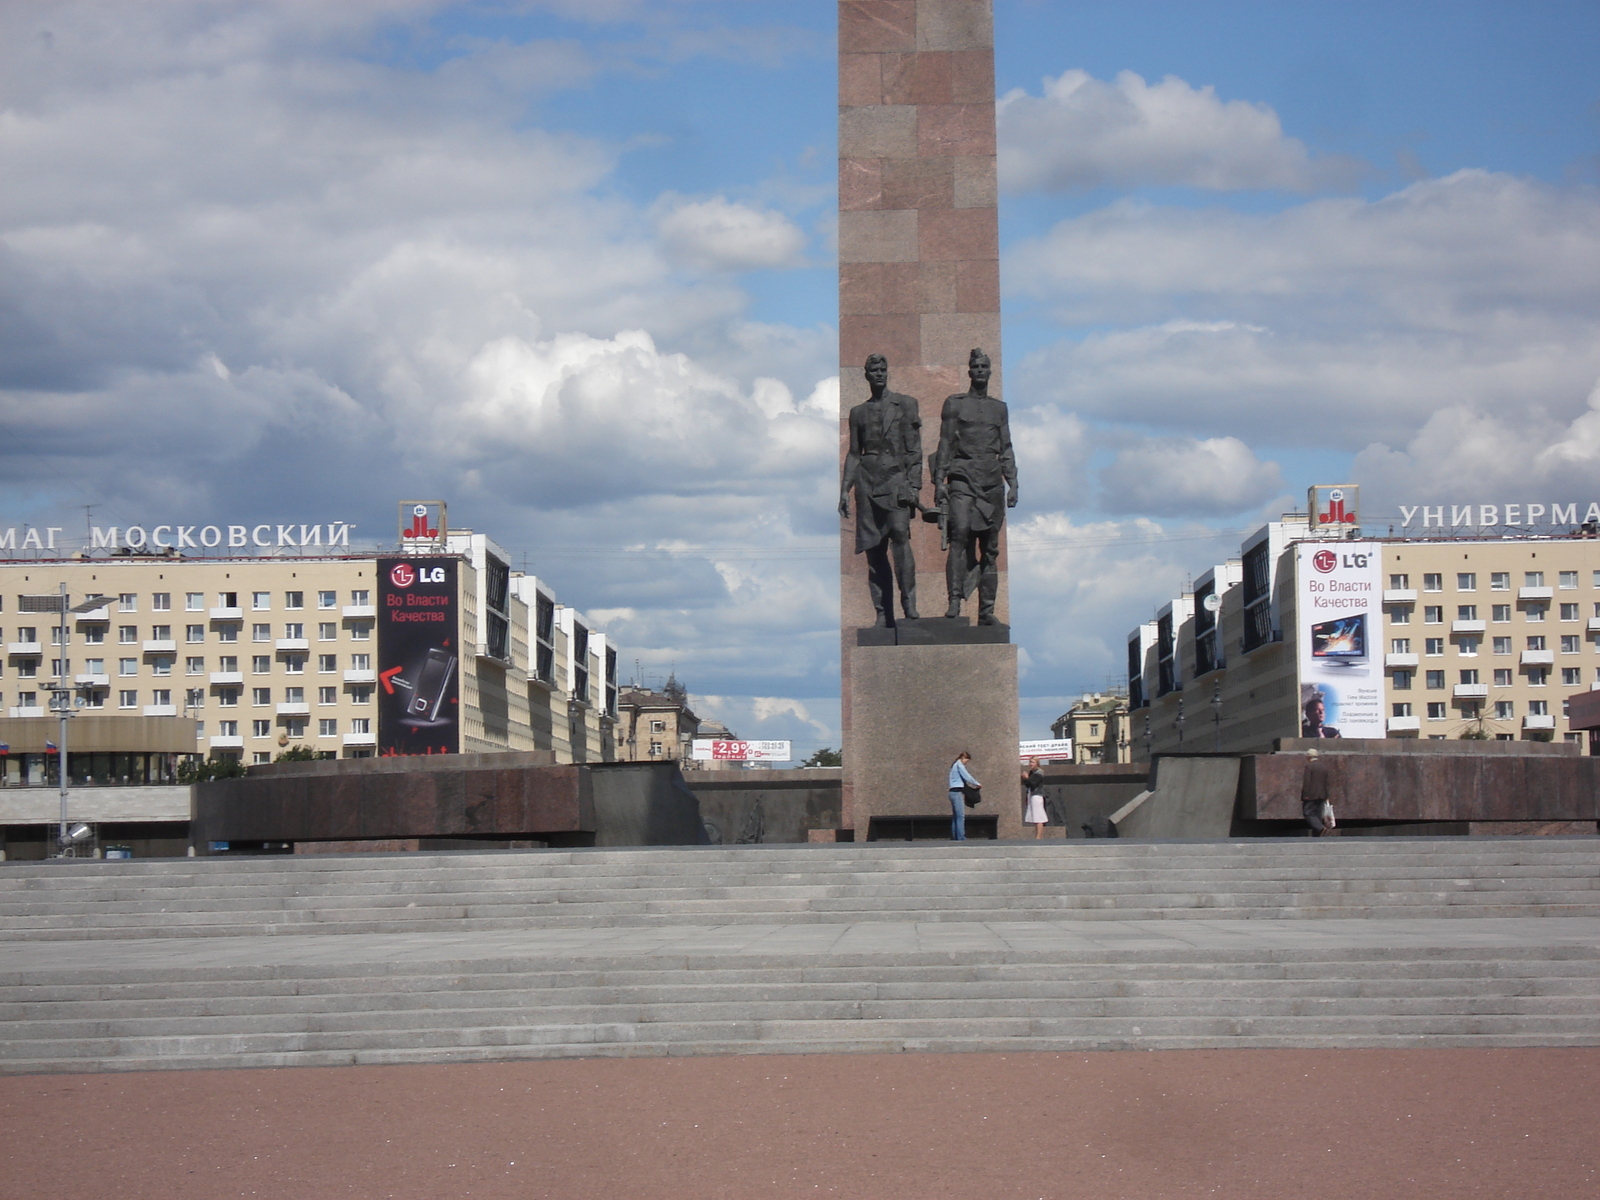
[1312,550,1338,573]
[389,564,447,587]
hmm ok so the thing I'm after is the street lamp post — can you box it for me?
[1212,679,1223,752]
[42,587,112,857]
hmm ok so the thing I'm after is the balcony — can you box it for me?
[1524,713,1556,730]
[8,706,45,718]
[209,607,243,621]
[74,605,110,622]
[1453,683,1488,699]
[275,701,310,716]
[1588,617,1600,634]
[1386,715,1421,732]
[142,639,176,654]
[1520,649,1554,666]
[7,642,42,656]
[1385,652,1419,668]
[275,638,310,652]
[342,605,377,619]
[208,735,244,749]
[1519,586,1554,600]
[342,731,377,746]
[209,671,244,685]
[1383,589,1418,603]
[1451,619,1486,634]
[74,673,110,688]
[143,704,178,717]
[342,668,376,684]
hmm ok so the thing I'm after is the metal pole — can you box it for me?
[57,582,68,852]
[1212,679,1223,752]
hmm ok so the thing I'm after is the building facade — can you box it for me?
[1050,691,1131,763]
[1,527,618,783]
[1128,503,1600,758]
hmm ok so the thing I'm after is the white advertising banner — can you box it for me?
[691,739,792,762]
[1295,541,1384,739]
[1019,739,1073,760]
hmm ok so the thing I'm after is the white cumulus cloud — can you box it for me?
[654,194,807,271]
[1098,435,1283,516]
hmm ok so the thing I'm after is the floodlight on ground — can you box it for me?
[66,823,92,843]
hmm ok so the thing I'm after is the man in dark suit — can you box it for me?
[1302,692,1341,738]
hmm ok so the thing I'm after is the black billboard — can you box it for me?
[377,556,460,756]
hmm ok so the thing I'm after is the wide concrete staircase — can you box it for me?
[2,839,1598,1072]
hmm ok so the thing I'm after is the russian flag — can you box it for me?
[0,743,9,754]
[44,741,58,754]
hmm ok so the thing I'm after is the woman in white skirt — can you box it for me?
[1021,757,1047,839]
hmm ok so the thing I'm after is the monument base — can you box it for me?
[843,641,1020,839]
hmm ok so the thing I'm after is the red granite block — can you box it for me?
[841,313,919,371]
[918,208,998,261]
[839,1,916,52]
[956,258,999,312]
[879,155,953,210]
[916,261,958,313]
[883,51,955,104]
[838,53,883,106]
[840,157,884,211]
[918,103,996,157]
[949,49,995,103]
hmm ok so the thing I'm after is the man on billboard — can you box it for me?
[1301,686,1341,738]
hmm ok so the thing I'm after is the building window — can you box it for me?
[252,751,271,764]
[1458,638,1480,656]
[314,622,334,641]
[1562,634,1581,653]
[118,594,136,612]
[1426,702,1446,719]
[1561,603,1580,621]
[1528,668,1548,686]
[349,653,370,671]
[83,657,104,675]
[83,627,104,645]
[1493,668,1513,686]
[1424,606,1443,624]
[252,688,271,706]
[250,655,269,674]
[1493,637,1512,654]
[318,719,337,737]
[1392,702,1412,717]
[1457,573,1476,591]
[150,657,172,677]
[1423,573,1443,592]
[150,624,171,643]
[1390,606,1411,625]
[152,593,171,611]
[351,589,370,606]
[185,657,204,675]
[1525,571,1545,587]
[318,590,337,609]
[318,686,337,705]
[350,718,370,734]
[1456,605,1477,620]
[1390,638,1410,654]
[1526,605,1546,622]
[252,592,271,610]
[1560,571,1579,589]
[1491,604,1511,622]
[1495,701,1515,719]
[318,654,336,673]
[117,658,135,676]
[285,591,304,610]
[252,624,270,642]
[1389,574,1409,588]
[283,622,304,640]
[1392,671,1412,690]
[1527,636,1546,650]
[350,686,372,704]
[349,623,371,641]
[186,593,204,611]
[1424,638,1444,656]
[151,689,171,706]
[650,719,667,733]
[186,624,204,643]
[119,690,136,708]
[1425,670,1445,689]
[1562,667,1583,686]
[83,691,105,709]
[1529,700,1549,716]
[285,719,306,738]
[648,740,663,756]
[285,656,305,674]
[216,625,238,644]
[252,720,271,737]
[1459,669,1479,685]
[1490,572,1510,591]
[218,688,239,707]
[217,655,237,673]
[118,626,137,644]
[218,720,239,738]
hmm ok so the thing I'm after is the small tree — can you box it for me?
[275,745,319,762]
[176,755,248,784]
[802,747,842,768]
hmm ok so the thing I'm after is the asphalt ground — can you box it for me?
[5,1047,1597,1199]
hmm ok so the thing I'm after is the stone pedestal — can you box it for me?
[845,641,1019,838]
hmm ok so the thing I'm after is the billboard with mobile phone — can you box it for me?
[1295,541,1384,739]
[377,556,460,755]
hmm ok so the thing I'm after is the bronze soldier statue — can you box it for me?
[930,348,1017,625]
[839,354,923,625]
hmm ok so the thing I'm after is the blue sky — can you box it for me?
[2,0,1598,752]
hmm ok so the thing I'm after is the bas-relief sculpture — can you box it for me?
[841,349,1018,630]
[839,354,923,626]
